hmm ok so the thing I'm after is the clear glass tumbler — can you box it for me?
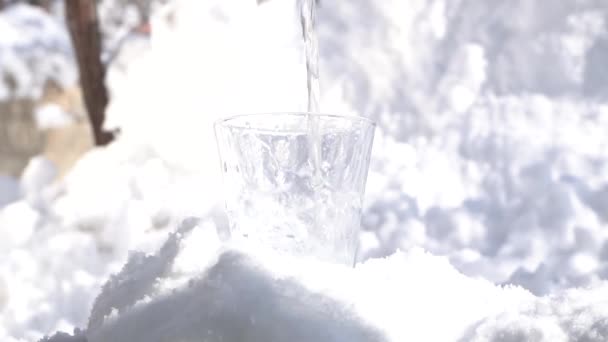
[214,113,375,265]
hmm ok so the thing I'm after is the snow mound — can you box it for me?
[465,286,608,341]
[41,219,608,341]
[0,142,224,340]
[317,0,608,295]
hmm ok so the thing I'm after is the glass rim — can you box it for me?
[214,112,377,130]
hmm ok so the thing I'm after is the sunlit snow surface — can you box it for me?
[2,0,608,340]
[46,219,608,342]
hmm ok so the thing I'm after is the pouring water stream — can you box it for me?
[300,0,324,234]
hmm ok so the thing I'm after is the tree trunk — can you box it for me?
[65,0,113,146]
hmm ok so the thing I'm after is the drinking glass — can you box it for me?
[214,113,375,265]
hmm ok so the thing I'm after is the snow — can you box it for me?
[20,156,58,208]
[45,219,608,341]
[0,201,38,250]
[33,103,74,130]
[0,3,76,101]
[0,175,19,209]
[319,0,608,295]
[1,0,608,340]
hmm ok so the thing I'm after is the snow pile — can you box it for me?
[42,219,608,341]
[0,144,225,340]
[0,3,75,100]
[316,0,608,295]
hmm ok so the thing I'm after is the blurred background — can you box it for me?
[0,0,162,179]
[2,0,608,340]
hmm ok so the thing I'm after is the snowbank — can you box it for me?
[45,219,608,341]
[317,0,608,295]
[1,145,224,340]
